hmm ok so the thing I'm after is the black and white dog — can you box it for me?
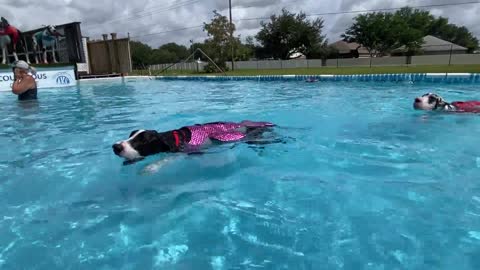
[413,93,480,113]
[112,120,279,172]
[32,25,63,64]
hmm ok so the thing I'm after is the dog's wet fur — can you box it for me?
[413,93,454,111]
[113,125,280,165]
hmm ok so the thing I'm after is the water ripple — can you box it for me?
[1,80,480,269]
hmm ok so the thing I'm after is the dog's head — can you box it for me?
[0,17,9,29]
[413,93,449,110]
[46,25,57,34]
[112,130,170,161]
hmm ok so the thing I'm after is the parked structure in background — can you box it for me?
[329,35,468,59]
[329,40,372,58]
[84,33,132,78]
[393,35,468,56]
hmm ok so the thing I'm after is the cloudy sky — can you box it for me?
[3,0,480,47]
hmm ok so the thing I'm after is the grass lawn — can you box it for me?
[132,64,480,76]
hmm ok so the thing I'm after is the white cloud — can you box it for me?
[2,0,479,47]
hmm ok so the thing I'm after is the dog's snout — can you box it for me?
[112,143,124,155]
[415,98,421,103]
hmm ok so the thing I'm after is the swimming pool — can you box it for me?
[1,77,480,269]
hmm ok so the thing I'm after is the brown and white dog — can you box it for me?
[413,93,480,113]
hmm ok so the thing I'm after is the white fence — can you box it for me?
[149,54,480,71]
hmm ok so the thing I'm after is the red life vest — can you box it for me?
[0,25,19,44]
[451,101,480,113]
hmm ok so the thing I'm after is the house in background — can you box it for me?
[330,40,373,58]
[393,35,467,55]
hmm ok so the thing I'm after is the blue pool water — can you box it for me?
[1,78,480,269]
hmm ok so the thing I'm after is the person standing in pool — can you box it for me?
[11,60,38,100]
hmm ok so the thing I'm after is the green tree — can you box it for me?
[189,42,210,61]
[394,7,433,35]
[255,9,326,60]
[245,36,255,49]
[392,7,478,52]
[245,35,268,59]
[151,49,176,64]
[342,12,416,56]
[343,7,479,55]
[402,7,478,51]
[158,43,190,61]
[392,12,425,55]
[234,41,254,61]
[428,17,478,52]
[130,41,153,68]
[307,42,339,60]
[202,10,235,72]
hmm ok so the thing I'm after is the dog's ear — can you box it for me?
[142,130,159,142]
[431,94,447,109]
[129,130,140,138]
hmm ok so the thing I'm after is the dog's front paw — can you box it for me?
[140,164,161,176]
[140,157,177,176]
[140,163,166,176]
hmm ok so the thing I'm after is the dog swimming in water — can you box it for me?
[413,93,480,113]
[112,120,276,166]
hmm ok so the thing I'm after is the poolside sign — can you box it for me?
[53,72,75,86]
[0,65,77,91]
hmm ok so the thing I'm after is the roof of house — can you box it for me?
[395,35,467,52]
[423,35,467,51]
[330,40,372,55]
[330,40,353,53]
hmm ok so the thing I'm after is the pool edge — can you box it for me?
[139,73,480,83]
[75,73,480,84]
